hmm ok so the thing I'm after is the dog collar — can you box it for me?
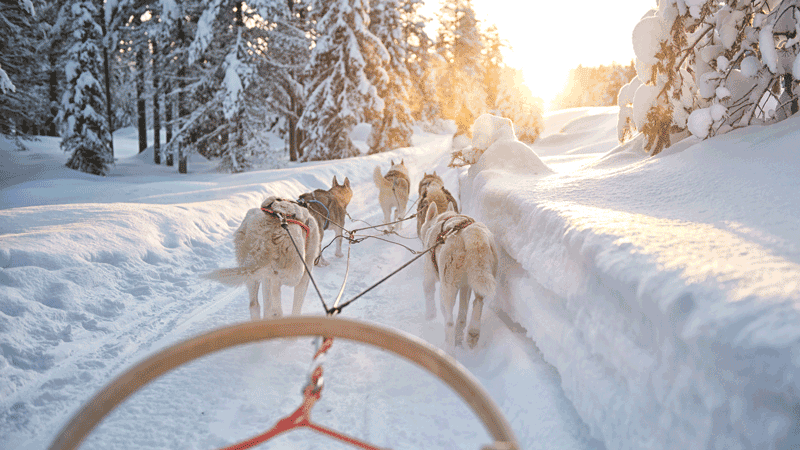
[261,207,310,240]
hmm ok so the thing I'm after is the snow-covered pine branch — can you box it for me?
[622,0,800,155]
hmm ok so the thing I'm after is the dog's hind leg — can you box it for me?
[334,228,344,258]
[381,203,393,232]
[423,266,437,320]
[466,295,485,349]
[455,286,471,347]
[264,277,282,319]
[291,270,311,316]
[247,280,261,320]
[440,282,458,354]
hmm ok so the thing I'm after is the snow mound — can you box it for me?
[450,114,552,176]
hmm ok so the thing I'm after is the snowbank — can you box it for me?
[461,110,800,449]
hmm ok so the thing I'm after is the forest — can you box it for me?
[1,0,550,175]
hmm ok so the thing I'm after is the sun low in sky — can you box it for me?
[425,0,654,110]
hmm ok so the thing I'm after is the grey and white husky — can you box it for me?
[298,175,353,266]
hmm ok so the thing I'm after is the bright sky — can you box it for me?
[421,0,655,110]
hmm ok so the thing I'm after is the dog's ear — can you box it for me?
[400,158,405,165]
[391,159,395,166]
[426,201,439,224]
[446,201,455,212]
[433,171,438,177]
[332,175,339,186]
[343,177,350,187]
[261,196,278,209]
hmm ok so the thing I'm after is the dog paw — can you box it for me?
[335,251,344,258]
[467,330,480,348]
[317,257,330,267]
[425,311,436,321]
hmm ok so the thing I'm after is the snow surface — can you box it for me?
[2,107,799,449]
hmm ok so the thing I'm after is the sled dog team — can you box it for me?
[205,160,498,352]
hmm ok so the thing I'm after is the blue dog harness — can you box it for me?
[299,193,330,229]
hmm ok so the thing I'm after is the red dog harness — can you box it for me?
[431,215,475,274]
[261,206,310,240]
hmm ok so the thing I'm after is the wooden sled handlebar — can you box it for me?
[49,316,519,450]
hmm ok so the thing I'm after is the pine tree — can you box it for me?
[299,0,387,161]
[482,24,505,110]
[58,0,113,175]
[255,0,312,162]
[553,62,636,109]
[493,66,543,142]
[367,0,413,153]
[402,0,438,123]
[0,0,47,140]
[436,0,486,136]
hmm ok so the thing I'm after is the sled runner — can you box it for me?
[49,316,519,450]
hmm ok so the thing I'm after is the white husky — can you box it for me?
[420,202,499,353]
[373,159,410,232]
[203,196,321,320]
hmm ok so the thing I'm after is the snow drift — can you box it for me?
[460,108,800,449]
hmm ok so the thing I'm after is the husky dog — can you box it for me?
[421,202,498,353]
[416,171,459,238]
[373,159,410,232]
[203,196,321,320]
[298,176,353,266]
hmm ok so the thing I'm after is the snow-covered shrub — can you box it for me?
[450,113,515,166]
[623,0,800,155]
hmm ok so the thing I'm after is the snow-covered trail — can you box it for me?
[2,133,600,450]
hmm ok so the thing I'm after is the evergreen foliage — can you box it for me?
[0,0,47,139]
[2,0,547,168]
[58,0,112,175]
[298,0,387,161]
[436,0,486,136]
[553,62,637,109]
[367,0,414,153]
[493,67,544,142]
[623,0,800,155]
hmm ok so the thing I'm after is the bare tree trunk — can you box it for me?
[101,2,114,157]
[288,116,297,161]
[177,19,187,174]
[48,52,59,137]
[136,48,147,153]
[165,82,173,166]
[152,39,161,164]
[784,74,798,115]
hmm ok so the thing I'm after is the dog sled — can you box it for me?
[48,316,519,450]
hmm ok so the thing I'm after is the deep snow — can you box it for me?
[2,107,799,449]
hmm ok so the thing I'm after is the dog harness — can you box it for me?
[261,200,310,240]
[431,215,475,274]
[385,169,409,184]
[298,192,330,229]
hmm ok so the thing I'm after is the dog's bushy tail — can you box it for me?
[373,166,390,190]
[463,228,499,298]
[202,266,263,286]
